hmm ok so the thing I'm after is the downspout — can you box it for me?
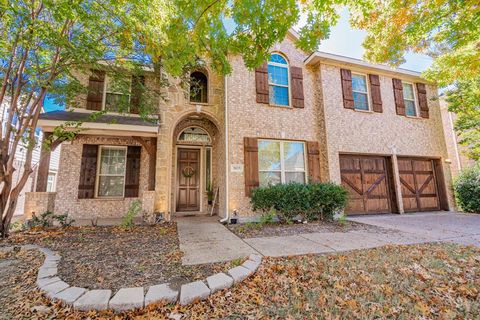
[220,74,229,223]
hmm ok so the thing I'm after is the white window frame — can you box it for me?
[258,139,308,186]
[351,72,371,111]
[95,145,128,198]
[46,173,56,192]
[267,53,291,107]
[102,75,132,112]
[402,81,418,117]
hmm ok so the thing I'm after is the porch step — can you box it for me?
[174,211,212,218]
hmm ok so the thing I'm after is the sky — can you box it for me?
[44,8,433,112]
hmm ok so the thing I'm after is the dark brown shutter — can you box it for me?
[78,144,98,199]
[129,75,145,114]
[86,70,105,111]
[291,66,304,108]
[255,62,269,104]
[392,78,405,116]
[416,83,429,119]
[307,141,321,183]
[244,137,259,196]
[340,69,354,109]
[125,146,141,198]
[369,74,383,113]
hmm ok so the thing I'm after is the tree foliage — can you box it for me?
[348,0,480,160]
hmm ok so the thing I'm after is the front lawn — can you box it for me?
[1,223,231,291]
[0,242,478,319]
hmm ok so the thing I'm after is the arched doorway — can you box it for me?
[172,116,222,215]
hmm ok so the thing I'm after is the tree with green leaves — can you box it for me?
[0,0,349,237]
[349,0,480,160]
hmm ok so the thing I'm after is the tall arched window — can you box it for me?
[268,53,289,106]
[190,71,208,103]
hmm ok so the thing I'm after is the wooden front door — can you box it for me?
[398,158,440,212]
[176,148,200,211]
[340,155,393,214]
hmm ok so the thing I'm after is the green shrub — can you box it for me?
[121,200,142,229]
[453,165,480,213]
[251,182,348,221]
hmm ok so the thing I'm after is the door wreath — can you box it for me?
[182,166,196,178]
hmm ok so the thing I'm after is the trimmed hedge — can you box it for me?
[251,182,348,221]
[453,165,480,213]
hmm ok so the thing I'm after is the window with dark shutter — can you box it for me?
[291,66,304,108]
[255,63,269,104]
[78,144,98,199]
[392,78,405,116]
[125,146,141,198]
[340,69,354,109]
[307,141,321,183]
[86,70,105,111]
[369,74,383,113]
[416,83,429,118]
[130,75,145,114]
[244,137,259,196]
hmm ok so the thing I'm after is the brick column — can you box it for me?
[391,154,404,214]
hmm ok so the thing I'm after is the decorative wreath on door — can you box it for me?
[182,166,196,178]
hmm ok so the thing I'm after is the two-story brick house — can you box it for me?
[28,30,454,222]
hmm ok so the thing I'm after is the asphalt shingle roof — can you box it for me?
[39,111,158,127]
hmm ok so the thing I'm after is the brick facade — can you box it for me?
[33,33,455,221]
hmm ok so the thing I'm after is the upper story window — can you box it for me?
[190,71,208,103]
[352,73,369,111]
[268,53,290,106]
[86,70,143,114]
[402,82,417,116]
[258,139,306,187]
[104,76,131,112]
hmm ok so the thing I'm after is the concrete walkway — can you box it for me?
[177,212,480,264]
[176,216,257,265]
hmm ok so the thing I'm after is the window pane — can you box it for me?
[105,93,130,112]
[269,86,289,106]
[270,54,287,64]
[100,148,126,175]
[268,65,288,86]
[258,140,281,170]
[259,171,281,187]
[98,176,124,197]
[205,148,211,191]
[352,74,367,92]
[353,92,369,110]
[403,83,414,99]
[283,142,305,171]
[285,172,305,184]
[405,100,417,116]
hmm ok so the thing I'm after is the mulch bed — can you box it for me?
[0,243,478,319]
[1,223,233,292]
[228,219,388,238]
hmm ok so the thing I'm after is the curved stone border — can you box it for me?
[4,245,262,312]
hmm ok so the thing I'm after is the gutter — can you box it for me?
[220,74,229,223]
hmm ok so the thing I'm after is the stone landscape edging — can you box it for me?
[5,245,262,312]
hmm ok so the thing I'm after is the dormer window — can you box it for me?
[190,71,208,103]
[268,53,290,106]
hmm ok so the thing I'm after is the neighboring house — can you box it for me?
[31,30,455,222]
[439,98,477,177]
[0,98,60,217]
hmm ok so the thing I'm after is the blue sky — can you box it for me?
[44,8,432,112]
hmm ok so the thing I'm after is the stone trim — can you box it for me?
[6,245,262,312]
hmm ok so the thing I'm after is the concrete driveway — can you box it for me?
[348,211,480,247]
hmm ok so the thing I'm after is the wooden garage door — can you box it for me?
[398,158,440,212]
[340,155,393,214]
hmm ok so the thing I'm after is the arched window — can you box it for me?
[178,127,211,143]
[190,71,208,103]
[268,53,289,106]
